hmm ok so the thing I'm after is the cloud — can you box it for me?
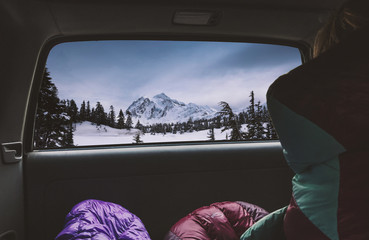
[47,40,301,111]
[211,43,300,72]
[139,63,296,110]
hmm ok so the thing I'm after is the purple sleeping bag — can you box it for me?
[55,199,151,240]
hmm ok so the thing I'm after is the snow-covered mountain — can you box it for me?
[126,93,217,124]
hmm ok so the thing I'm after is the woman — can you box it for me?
[242,0,369,239]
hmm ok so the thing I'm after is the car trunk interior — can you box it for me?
[0,0,347,239]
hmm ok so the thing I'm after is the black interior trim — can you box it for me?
[24,34,308,154]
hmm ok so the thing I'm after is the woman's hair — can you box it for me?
[313,0,369,57]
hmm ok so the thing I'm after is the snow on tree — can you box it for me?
[266,118,278,140]
[207,127,215,141]
[34,68,73,148]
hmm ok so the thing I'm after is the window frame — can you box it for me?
[24,34,309,153]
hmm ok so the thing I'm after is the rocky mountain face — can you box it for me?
[126,93,217,124]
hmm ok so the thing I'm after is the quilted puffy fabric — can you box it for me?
[55,199,151,240]
[164,201,268,240]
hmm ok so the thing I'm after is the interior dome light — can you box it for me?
[173,11,221,26]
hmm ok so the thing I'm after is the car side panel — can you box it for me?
[25,142,293,240]
[0,1,59,239]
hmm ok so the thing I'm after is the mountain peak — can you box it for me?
[153,93,170,99]
[126,93,217,124]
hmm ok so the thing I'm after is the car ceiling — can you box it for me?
[3,0,347,47]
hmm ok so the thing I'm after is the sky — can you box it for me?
[46,40,301,112]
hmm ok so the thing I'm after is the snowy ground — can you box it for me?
[73,121,248,146]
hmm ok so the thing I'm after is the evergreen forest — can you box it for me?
[34,69,278,148]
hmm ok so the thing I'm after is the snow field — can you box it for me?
[73,121,248,146]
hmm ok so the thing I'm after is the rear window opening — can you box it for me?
[34,40,301,149]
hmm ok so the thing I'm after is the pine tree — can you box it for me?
[166,123,172,133]
[204,120,209,130]
[246,91,257,140]
[132,132,143,144]
[86,101,91,121]
[212,116,220,129]
[266,118,278,140]
[150,125,156,135]
[135,120,143,131]
[80,101,86,121]
[94,102,106,126]
[117,109,125,129]
[90,107,95,123]
[262,107,278,140]
[67,99,78,123]
[218,101,243,140]
[261,105,269,122]
[255,101,265,139]
[34,68,73,148]
[63,122,74,147]
[238,112,246,124]
[172,124,178,134]
[107,105,116,128]
[187,117,194,132]
[207,127,215,141]
[125,113,133,130]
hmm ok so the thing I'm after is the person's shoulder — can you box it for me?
[267,64,306,99]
